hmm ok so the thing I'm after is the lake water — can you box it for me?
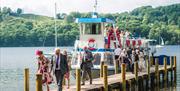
[0,45,179,91]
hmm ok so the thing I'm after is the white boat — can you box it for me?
[70,1,154,79]
[43,0,156,79]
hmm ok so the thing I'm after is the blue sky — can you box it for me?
[1,0,180,17]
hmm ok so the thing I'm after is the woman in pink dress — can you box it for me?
[36,50,53,91]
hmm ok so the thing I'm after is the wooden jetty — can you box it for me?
[24,56,177,91]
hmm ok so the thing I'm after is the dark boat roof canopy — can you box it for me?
[75,18,114,23]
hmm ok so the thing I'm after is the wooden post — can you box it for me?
[76,68,81,91]
[100,61,104,78]
[128,80,132,91]
[24,68,29,91]
[146,58,150,88]
[36,74,42,91]
[134,62,138,84]
[121,63,126,91]
[115,60,118,74]
[155,58,159,86]
[170,56,173,82]
[150,56,153,66]
[174,56,177,84]
[103,65,108,91]
[164,57,167,83]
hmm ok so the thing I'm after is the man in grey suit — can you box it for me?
[51,48,68,91]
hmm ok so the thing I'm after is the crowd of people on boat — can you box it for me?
[104,25,135,48]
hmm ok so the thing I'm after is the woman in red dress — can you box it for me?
[107,26,115,48]
[114,27,122,48]
[36,50,53,91]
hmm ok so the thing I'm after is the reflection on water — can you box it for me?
[0,46,179,91]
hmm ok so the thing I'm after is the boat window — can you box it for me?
[93,53,101,65]
[84,23,101,35]
[104,52,114,66]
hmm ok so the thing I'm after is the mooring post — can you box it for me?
[36,74,42,91]
[115,60,118,74]
[103,65,108,91]
[170,56,173,82]
[100,61,104,78]
[155,58,159,86]
[134,62,138,84]
[128,80,132,91]
[174,56,177,84]
[76,68,81,91]
[150,56,153,67]
[24,68,29,91]
[146,58,150,89]
[164,57,167,84]
[122,63,126,91]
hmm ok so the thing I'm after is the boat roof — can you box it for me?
[75,18,114,23]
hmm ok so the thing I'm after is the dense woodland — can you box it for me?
[0,4,179,47]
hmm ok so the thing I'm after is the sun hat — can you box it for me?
[36,50,43,56]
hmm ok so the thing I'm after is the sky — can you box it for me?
[1,0,180,17]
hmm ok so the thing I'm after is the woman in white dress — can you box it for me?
[138,51,146,72]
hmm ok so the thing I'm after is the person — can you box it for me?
[63,50,70,89]
[81,47,94,85]
[107,26,114,48]
[138,51,146,72]
[130,50,136,73]
[104,25,109,47]
[114,45,122,67]
[51,48,68,91]
[36,50,52,91]
[114,27,121,48]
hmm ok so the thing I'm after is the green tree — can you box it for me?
[17,8,23,15]
[64,15,74,23]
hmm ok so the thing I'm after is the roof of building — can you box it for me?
[75,18,114,23]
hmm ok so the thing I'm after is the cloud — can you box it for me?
[1,0,180,16]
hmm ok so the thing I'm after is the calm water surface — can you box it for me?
[0,46,179,91]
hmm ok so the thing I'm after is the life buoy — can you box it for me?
[88,38,97,51]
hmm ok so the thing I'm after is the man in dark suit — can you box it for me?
[51,48,68,91]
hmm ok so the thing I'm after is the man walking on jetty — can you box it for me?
[51,48,68,91]
[81,47,94,85]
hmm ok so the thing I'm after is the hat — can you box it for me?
[36,50,43,56]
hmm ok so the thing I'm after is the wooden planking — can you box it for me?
[52,65,172,91]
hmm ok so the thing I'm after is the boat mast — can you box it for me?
[92,0,98,18]
[94,0,97,12]
[54,2,57,47]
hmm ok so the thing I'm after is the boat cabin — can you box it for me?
[75,18,114,51]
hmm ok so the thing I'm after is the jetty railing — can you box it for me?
[23,56,177,91]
